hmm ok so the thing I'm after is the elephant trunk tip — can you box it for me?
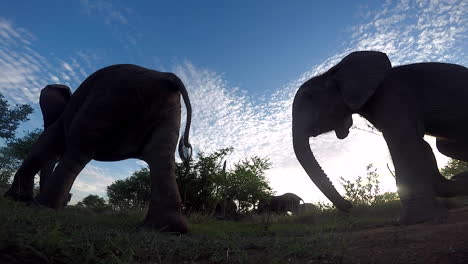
[292,128,353,212]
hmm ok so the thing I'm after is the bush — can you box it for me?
[107,148,273,215]
[340,164,398,206]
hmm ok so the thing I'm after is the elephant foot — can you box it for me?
[398,197,448,225]
[141,211,189,234]
[3,188,33,203]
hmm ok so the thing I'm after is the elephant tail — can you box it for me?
[171,74,193,163]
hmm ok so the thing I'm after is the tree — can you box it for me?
[76,194,107,209]
[340,164,381,206]
[107,167,151,210]
[0,93,34,140]
[224,156,272,213]
[373,191,399,204]
[177,148,272,214]
[0,93,35,189]
[0,129,42,187]
[440,158,468,179]
[176,148,232,214]
[106,148,273,215]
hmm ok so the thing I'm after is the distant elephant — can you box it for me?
[214,198,237,219]
[258,193,303,215]
[298,203,317,215]
[38,84,72,193]
[5,64,193,233]
[292,50,468,225]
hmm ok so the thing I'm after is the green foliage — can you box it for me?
[340,164,397,206]
[0,93,34,140]
[177,148,233,214]
[107,148,273,214]
[107,168,150,210]
[373,191,399,204]
[316,201,335,211]
[0,93,35,187]
[440,158,468,178]
[177,147,273,215]
[225,156,273,213]
[0,129,42,187]
[76,194,107,209]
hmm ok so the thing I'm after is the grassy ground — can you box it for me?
[0,196,401,264]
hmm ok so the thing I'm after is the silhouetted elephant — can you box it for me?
[258,193,304,215]
[298,203,318,215]
[214,199,237,219]
[5,64,193,233]
[38,84,72,193]
[292,50,468,225]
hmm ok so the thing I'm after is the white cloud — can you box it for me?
[70,164,123,203]
[62,62,73,72]
[0,17,97,105]
[351,0,467,65]
[79,0,129,25]
[50,75,60,83]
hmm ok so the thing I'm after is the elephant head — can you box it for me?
[39,84,72,128]
[292,51,391,211]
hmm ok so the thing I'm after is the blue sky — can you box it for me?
[0,0,466,203]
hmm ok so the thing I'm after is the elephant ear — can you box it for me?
[333,51,391,110]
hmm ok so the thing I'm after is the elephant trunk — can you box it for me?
[292,126,352,212]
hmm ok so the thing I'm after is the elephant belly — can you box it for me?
[424,109,468,141]
[421,65,468,140]
[92,138,144,161]
[426,124,468,141]
[66,102,169,161]
[82,125,152,161]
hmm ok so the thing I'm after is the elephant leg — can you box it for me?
[140,118,188,233]
[5,123,63,202]
[384,132,447,225]
[433,139,468,196]
[292,203,300,215]
[35,148,91,209]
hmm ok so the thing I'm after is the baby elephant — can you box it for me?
[258,193,304,215]
[5,64,193,233]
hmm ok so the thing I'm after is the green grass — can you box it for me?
[0,197,401,264]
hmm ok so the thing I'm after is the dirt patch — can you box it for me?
[345,207,468,264]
